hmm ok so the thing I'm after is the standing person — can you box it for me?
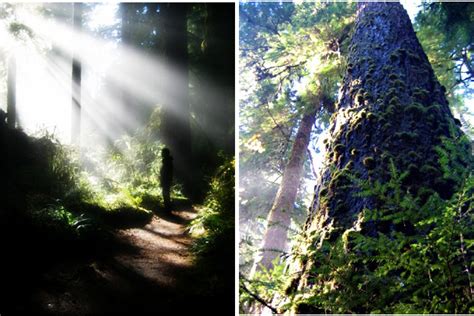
[160,147,173,211]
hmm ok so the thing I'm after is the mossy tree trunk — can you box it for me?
[290,2,471,312]
[253,107,317,273]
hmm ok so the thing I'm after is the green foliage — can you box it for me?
[362,156,375,169]
[28,201,99,240]
[188,157,235,301]
[240,258,289,313]
[289,158,473,313]
[435,133,473,185]
[6,126,157,241]
[239,1,356,279]
[190,157,234,257]
[415,3,474,140]
[81,109,171,214]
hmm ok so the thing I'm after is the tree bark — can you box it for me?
[253,107,317,272]
[7,55,16,129]
[291,2,471,312]
[71,3,82,146]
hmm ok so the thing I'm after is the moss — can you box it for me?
[405,103,427,116]
[367,112,377,121]
[389,73,398,81]
[334,143,346,154]
[363,156,376,169]
[356,93,364,106]
[396,131,418,141]
[329,169,351,190]
[345,160,354,170]
[427,103,442,113]
[385,104,396,117]
[334,199,347,213]
[389,96,400,106]
[382,122,392,131]
[363,92,372,102]
[382,65,392,73]
[319,187,328,197]
[389,52,399,62]
[412,88,429,102]
[407,51,422,61]
[387,87,398,99]
[345,129,354,142]
[393,79,406,88]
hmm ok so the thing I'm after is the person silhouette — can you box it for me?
[160,147,173,211]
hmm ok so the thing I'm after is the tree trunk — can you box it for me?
[160,4,192,198]
[290,2,471,312]
[253,107,317,272]
[203,4,235,155]
[7,55,16,129]
[71,3,82,145]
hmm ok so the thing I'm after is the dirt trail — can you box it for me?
[28,208,211,315]
[114,209,196,288]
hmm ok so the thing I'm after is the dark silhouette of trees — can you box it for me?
[7,55,16,128]
[71,2,83,145]
[159,3,192,198]
[160,147,173,211]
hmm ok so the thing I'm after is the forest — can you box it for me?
[240,1,473,314]
[0,2,234,314]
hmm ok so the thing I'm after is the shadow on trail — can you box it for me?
[154,209,189,225]
[1,203,232,315]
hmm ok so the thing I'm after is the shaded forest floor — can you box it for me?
[2,202,233,315]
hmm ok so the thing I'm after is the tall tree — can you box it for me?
[6,55,15,128]
[159,3,192,198]
[254,106,318,272]
[71,2,82,145]
[286,3,472,313]
[239,2,355,275]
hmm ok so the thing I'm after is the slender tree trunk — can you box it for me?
[253,107,317,272]
[160,4,192,198]
[71,3,82,145]
[290,2,470,312]
[7,55,16,128]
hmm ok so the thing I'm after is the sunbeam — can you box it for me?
[8,5,193,147]
[0,3,234,314]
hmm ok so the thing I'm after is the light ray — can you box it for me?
[2,4,229,154]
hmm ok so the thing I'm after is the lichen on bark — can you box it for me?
[287,2,473,313]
